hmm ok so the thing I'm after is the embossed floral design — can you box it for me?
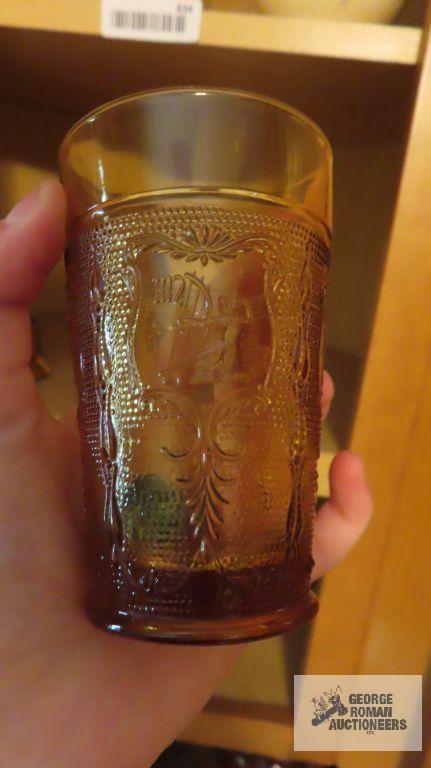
[79,206,328,602]
[158,388,270,567]
[130,225,271,266]
[181,225,270,265]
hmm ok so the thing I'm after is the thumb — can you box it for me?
[0,181,66,432]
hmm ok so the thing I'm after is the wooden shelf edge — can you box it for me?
[318,441,334,499]
[181,698,336,764]
[201,10,422,64]
[0,1,422,64]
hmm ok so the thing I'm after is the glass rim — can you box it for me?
[59,86,331,156]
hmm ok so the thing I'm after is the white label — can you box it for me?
[101,0,202,43]
[294,675,422,751]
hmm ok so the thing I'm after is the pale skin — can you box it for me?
[0,181,373,768]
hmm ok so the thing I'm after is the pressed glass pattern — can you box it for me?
[61,89,332,643]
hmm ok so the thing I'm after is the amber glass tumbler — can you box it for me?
[60,88,332,644]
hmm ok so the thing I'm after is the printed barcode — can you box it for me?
[102,0,202,44]
[111,9,186,33]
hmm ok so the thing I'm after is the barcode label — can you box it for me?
[102,0,202,43]
[111,10,187,34]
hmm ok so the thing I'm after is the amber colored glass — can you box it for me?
[59,88,332,644]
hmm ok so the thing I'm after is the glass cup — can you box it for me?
[59,88,332,644]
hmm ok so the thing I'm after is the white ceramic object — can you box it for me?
[257,0,405,23]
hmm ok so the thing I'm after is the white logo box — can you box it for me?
[294,675,422,751]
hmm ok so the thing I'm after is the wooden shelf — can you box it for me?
[318,426,336,498]
[203,12,422,65]
[0,0,422,146]
[181,698,335,763]
[0,2,422,64]
[215,615,312,707]
[35,312,337,497]
[216,635,291,707]
[35,314,75,419]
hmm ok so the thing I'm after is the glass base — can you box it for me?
[88,590,318,645]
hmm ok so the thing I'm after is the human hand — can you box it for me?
[0,182,373,768]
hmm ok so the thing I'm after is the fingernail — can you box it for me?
[5,185,43,224]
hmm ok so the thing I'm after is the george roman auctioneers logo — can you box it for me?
[311,685,348,726]
[294,675,422,751]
